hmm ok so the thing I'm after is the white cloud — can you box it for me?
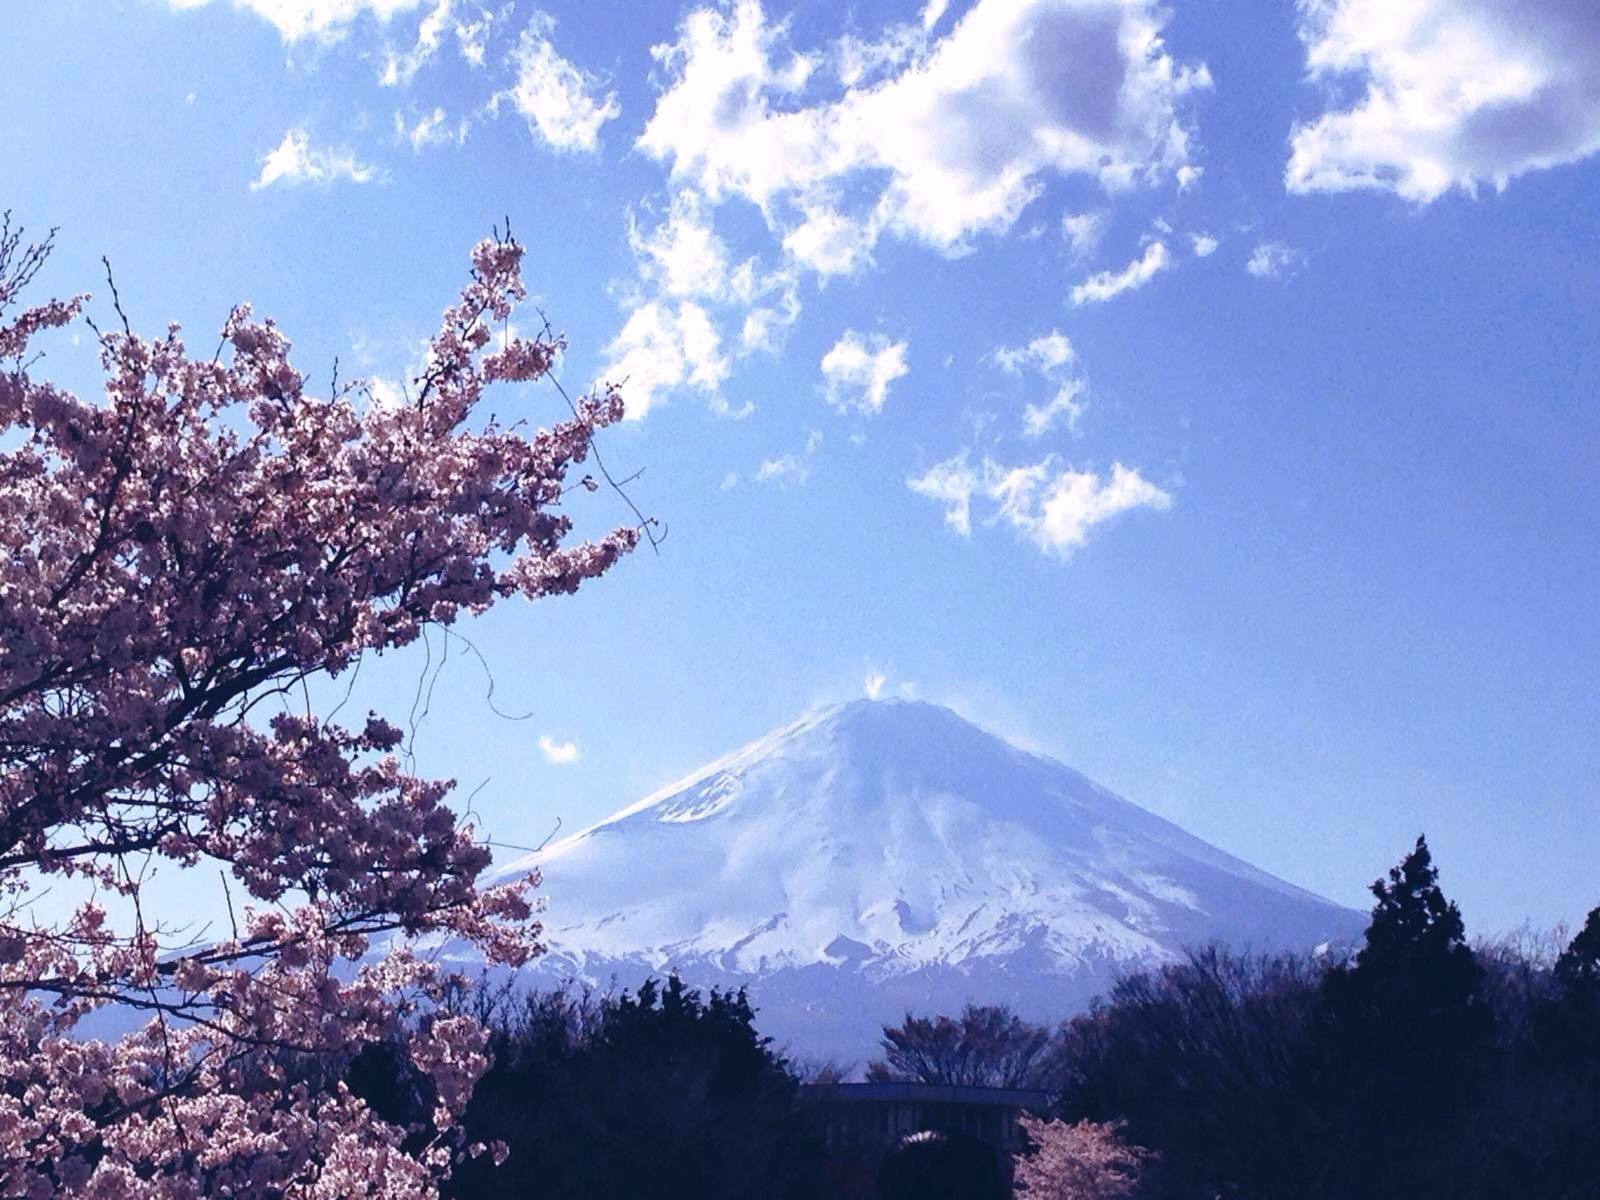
[538,735,580,765]
[167,0,427,41]
[910,453,1170,558]
[996,459,1171,557]
[994,331,1085,437]
[1176,163,1204,190]
[754,454,809,486]
[833,22,922,89]
[494,13,620,154]
[379,0,447,83]
[820,331,909,415]
[1246,241,1304,278]
[739,287,801,354]
[1022,380,1088,439]
[600,300,729,419]
[995,330,1074,375]
[1288,0,1600,202]
[725,429,821,490]
[907,453,980,536]
[1061,210,1108,259]
[639,0,1209,268]
[249,128,382,190]
[614,198,799,416]
[1071,239,1171,304]
[864,669,888,699]
[630,191,732,300]
[394,105,466,151]
[365,375,405,408]
[1190,232,1218,257]
[781,203,877,276]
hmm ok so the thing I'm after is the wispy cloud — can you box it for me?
[754,454,809,487]
[1022,382,1087,440]
[995,331,1074,376]
[538,735,580,765]
[493,13,620,154]
[821,331,908,415]
[168,0,431,43]
[393,106,467,151]
[599,299,729,420]
[379,0,496,86]
[1246,241,1304,279]
[249,128,382,190]
[1071,241,1171,305]
[908,454,1171,559]
[1061,210,1108,259]
[993,331,1086,438]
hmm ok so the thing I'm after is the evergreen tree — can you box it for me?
[1350,835,1480,989]
[1317,835,1492,1197]
[1553,906,1600,994]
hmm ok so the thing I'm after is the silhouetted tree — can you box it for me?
[1047,844,1600,1200]
[1052,947,1325,1198]
[1316,835,1493,1197]
[1553,906,1600,994]
[869,1004,1055,1088]
[444,975,822,1200]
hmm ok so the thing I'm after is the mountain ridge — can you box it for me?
[476,699,1363,1059]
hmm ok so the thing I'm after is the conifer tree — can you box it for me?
[1318,836,1491,1196]
[1553,906,1600,993]
[1346,834,1483,1011]
[1538,905,1600,1064]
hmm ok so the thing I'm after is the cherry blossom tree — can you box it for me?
[0,213,640,1196]
[1014,1115,1153,1200]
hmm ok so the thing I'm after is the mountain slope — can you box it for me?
[483,699,1363,1061]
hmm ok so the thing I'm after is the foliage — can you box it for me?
[0,214,636,1195]
[1316,835,1494,1196]
[438,974,823,1199]
[868,1002,1055,1088]
[1050,947,1324,1198]
[1013,1116,1151,1200]
[1051,837,1600,1199]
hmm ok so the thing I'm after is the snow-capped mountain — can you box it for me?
[485,699,1363,1063]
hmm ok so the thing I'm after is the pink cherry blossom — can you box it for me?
[0,214,638,1195]
[1014,1114,1154,1200]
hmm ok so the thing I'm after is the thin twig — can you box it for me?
[101,256,132,336]
[219,869,239,941]
[535,306,665,554]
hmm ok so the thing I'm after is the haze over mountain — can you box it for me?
[480,699,1363,1062]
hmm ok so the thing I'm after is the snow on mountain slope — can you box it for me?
[482,699,1363,1061]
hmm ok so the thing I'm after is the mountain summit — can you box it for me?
[488,699,1362,1059]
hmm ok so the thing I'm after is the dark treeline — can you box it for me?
[350,974,825,1199]
[1047,836,1600,1199]
[347,835,1600,1198]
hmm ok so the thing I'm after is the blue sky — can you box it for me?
[4,0,1598,936]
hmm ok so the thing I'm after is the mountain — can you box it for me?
[480,699,1364,1064]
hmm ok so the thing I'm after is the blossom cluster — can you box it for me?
[0,225,636,1195]
[1013,1115,1153,1200]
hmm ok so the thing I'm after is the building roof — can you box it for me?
[798,1082,1052,1109]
